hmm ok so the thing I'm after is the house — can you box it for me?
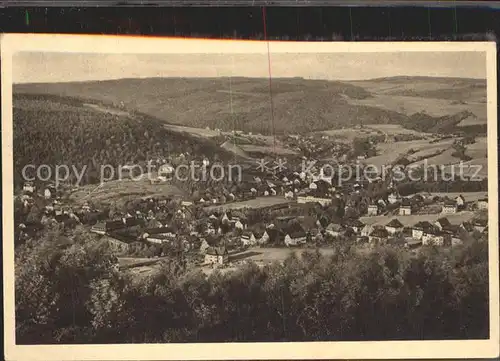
[346,219,364,234]
[367,204,379,216]
[261,228,286,245]
[284,228,307,247]
[385,219,404,235]
[368,228,389,244]
[284,190,294,199]
[388,192,399,204]
[204,247,229,265]
[325,223,344,238]
[412,221,435,240]
[473,219,488,233]
[44,186,56,199]
[181,201,193,207]
[455,195,465,209]
[434,217,451,231]
[399,204,412,216]
[241,232,257,247]
[360,224,374,237]
[422,229,445,246]
[142,227,176,243]
[91,220,125,235]
[477,198,488,210]
[23,181,35,193]
[297,196,332,206]
[441,201,457,214]
[158,164,174,177]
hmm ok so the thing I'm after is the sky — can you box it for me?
[13,51,486,84]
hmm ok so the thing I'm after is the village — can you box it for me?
[15,142,489,278]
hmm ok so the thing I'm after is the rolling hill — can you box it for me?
[12,93,235,188]
[13,75,487,137]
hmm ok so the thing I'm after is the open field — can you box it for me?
[205,196,293,211]
[364,123,432,136]
[360,211,475,227]
[69,178,185,207]
[240,144,298,156]
[408,148,462,167]
[346,94,486,123]
[164,124,221,138]
[442,158,489,179]
[465,137,488,158]
[419,192,488,202]
[319,127,380,142]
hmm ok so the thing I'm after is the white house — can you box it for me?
[385,219,404,235]
[367,204,379,216]
[234,220,245,230]
[284,231,307,247]
[441,202,457,214]
[297,196,332,207]
[204,247,229,265]
[477,198,488,210]
[434,217,451,231]
[412,221,434,240]
[241,232,256,246]
[325,223,344,238]
[360,224,374,237]
[399,205,411,216]
[388,192,399,204]
[158,164,175,177]
[455,195,465,209]
[23,182,35,193]
[284,191,294,199]
[422,230,445,246]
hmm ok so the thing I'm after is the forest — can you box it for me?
[13,94,232,188]
[15,224,489,344]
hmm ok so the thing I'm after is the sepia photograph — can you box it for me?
[1,34,499,360]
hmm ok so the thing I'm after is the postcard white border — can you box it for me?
[2,34,499,360]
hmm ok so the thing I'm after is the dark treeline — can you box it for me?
[13,94,232,188]
[16,225,489,344]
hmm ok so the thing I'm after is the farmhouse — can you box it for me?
[205,246,229,265]
[441,201,457,214]
[385,219,404,235]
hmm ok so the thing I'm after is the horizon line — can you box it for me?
[12,74,486,86]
